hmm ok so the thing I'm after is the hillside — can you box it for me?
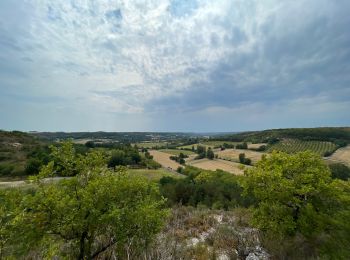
[212,127,350,144]
[0,131,49,177]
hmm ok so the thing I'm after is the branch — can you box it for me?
[91,239,117,259]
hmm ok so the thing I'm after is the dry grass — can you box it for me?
[160,149,195,156]
[187,158,245,175]
[248,143,266,149]
[217,149,266,164]
[328,145,350,166]
[149,150,182,170]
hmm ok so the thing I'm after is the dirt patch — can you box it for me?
[328,145,350,166]
[149,150,182,170]
[187,158,246,175]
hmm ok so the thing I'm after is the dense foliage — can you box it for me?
[0,131,49,176]
[243,151,350,258]
[329,163,350,180]
[159,166,254,209]
[0,142,168,259]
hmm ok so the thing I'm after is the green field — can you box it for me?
[159,149,194,156]
[127,168,183,180]
[268,139,337,156]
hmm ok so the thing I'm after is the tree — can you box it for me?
[85,141,95,148]
[2,142,168,259]
[329,163,350,180]
[108,150,126,167]
[242,151,350,256]
[239,153,245,163]
[207,148,214,160]
[196,145,206,159]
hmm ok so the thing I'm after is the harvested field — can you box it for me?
[178,141,238,150]
[149,150,182,170]
[248,143,266,149]
[159,149,194,156]
[187,158,245,175]
[217,149,266,164]
[327,145,350,166]
[134,142,168,148]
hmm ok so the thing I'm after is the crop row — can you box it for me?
[267,139,337,156]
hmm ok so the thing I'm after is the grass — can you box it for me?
[127,168,184,180]
[267,139,337,156]
[159,149,195,156]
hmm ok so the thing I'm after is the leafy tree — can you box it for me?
[329,163,350,180]
[108,150,126,167]
[242,151,350,257]
[236,142,248,149]
[239,153,245,163]
[196,145,206,159]
[25,158,42,175]
[239,153,251,165]
[1,142,168,259]
[207,148,214,160]
[85,140,95,148]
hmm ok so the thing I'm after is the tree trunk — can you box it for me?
[78,231,88,260]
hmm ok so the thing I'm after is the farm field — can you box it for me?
[327,145,350,166]
[187,158,245,175]
[178,141,238,150]
[149,150,182,170]
[248,143,266,149]
[267,139,336,156]
[217,149,266,164]
[159,149,195,156]
[134,142,168,148]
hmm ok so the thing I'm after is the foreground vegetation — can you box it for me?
[1,141,349,258]
[1,128,350,259]
[0,143,168,259]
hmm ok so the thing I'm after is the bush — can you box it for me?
[25,158,42,175]
[323,150,333,157]
[329,163,350,180]
[207,149,214,160]
[0,163,15,176]
[236,143,248,149]
[238,153,251,165]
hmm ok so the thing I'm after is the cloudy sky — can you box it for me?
[1,0,349,132]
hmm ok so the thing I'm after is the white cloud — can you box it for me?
[1,0,349,130]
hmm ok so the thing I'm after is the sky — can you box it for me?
[0,0,349,132]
